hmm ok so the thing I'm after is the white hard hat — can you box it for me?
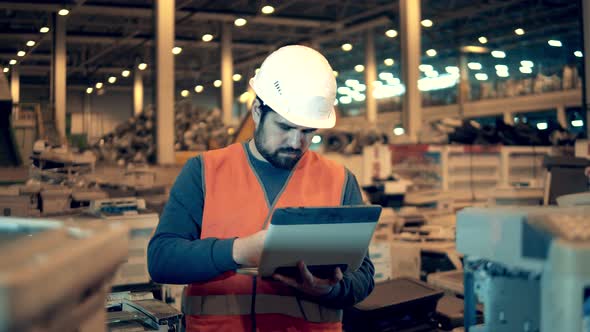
[249,45,337,129]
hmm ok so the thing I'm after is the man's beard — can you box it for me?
[254,126,304,169]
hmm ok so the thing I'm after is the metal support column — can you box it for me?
[221,23,234,125]
[556,106,567,128]
[155,0,175,165]
[400,0,421,141]
[10,65,19,119]
[458,53,469,117]
[582,0,590,137]
[134,69,144,116]
[53,13,67,142]
[365,28,377,125]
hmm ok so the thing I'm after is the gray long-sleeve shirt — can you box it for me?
[147,143,374,308]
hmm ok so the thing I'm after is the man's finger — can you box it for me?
[298,261,315,285]
[273,274,299,289]
[331,267,343,284]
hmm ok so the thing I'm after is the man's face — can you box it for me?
[254,109,317,169]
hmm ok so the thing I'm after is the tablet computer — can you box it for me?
[238,205,382,279]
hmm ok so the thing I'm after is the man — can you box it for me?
[148,45,374,332]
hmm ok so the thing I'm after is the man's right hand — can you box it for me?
[232,230,267,267]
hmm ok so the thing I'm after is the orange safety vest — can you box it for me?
[183,143,347,332]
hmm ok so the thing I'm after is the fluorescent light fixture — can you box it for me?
[95,82,103,89]
[194,85,204,93]
[352,93,366,102]
[491,50,506,58]
[574,51,583,58]
[478,36,488,44]
[8,59,16,65]
[393,127,405,136]
[468,62,482,70]
[379,72,393,80]
[58,9,69,16]
[337,87,352,95]
[39,26,50,33]
[333,70,338,77]
[2,68,8,73]
[496,71,509,78]
[425,70,439,78]
[341,43,353,51]
[519,66,532,74]
[384,58,394,66]
[345,79,359,87]
[475,73,488,80]
[419,64,433,72]
[548,40,562,47]
[181,90,189,97]
[17,51,25,57]
[108,76,117,84]
[520,60,534,67]
[261,5,275,14]
[421,19,433,27]
[255,68,260,74]
[333,99,338,106]
[356,84,367,92]
[172,47,182,55]
[426,49,437,57]
[571,120,584,127]
[387,77,401,85]
[234,18,247,27]
[202,34,214,42]
[214,80,222,87]
[121,70,130,77]
[26,40,36,47]
[354,64,365,72]
[495,64,508,71]
[339,96,352,104]
[385,29,398,38]
[445,66,460,74]
[514,28,525,35]
[312,135,322,144]
[232,73,242,81]
[536,122,548,130]
[138,63,147,70]
[461,45,489,54]
[86,87,93,94]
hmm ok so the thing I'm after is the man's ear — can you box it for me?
[251,98,262,127]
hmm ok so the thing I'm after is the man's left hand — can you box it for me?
[273,261,343,296]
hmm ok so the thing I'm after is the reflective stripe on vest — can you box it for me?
[183,294,342,323]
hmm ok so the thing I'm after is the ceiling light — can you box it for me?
[496,71,509,78]
[468,62,482,70]
[445,66,460,74]
[261,5,275,14]
[138,63,147,70]
[172,46,182,55]
[356,83,367,91]
[108,76,117,84]
[478,36,488,44]
[194,85,204,93]
[121,70,130,77]
[202,34,214,42]
[419,64,433,72]
[574,51,583,58]
[339,96,352,104]
[475,73,488,81]
[385,29,398,38]
[333,70,338,77]
[95,82,103,89]
[341,43,353,52]
[3,67,9,73]
[345,79,359,87]
[520,60,534,68]
[354,64,365,72]
[181,90,190,97]
[86,87,93,94]
[425,70,439,78]
[234,18,247,27]
[393,127,405,136]
[255,67,260,74]
[17,51,25,57]
[421,19,433,27]
[379,72,393,80]
[58,9,69,16]
[352,94,366,102]
[387,77,401,85]
[548,40,562,47]
[514,28,525,35]
[461,45,489,54]
[536,122,548,130]
[312,135,322,144]
[214,80,222,87]
[572,120,584,127]
[519,66,532,74]
[26,40,35,47]
[426,49,437,57]
[333,99,338,106]
[337,86,352,95]
[232,73,242,81]
[39,26,50,33]
[495,64,508,71]
[9,59,16,65]
[491,50,506,58]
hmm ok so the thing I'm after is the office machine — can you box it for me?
[457,206,590,332]
[0,217,128,332]
[107,292,182,332]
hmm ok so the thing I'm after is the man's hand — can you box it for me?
[232,230,267,267]
[273,261,343,297]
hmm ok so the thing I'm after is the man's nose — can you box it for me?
[286,130,304,149]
